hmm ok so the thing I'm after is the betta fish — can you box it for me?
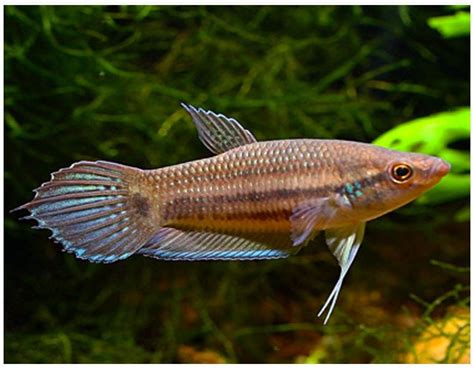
[15,103,450,323]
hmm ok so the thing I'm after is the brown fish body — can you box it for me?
[147,139,339,234]
[16,103,450,323]
[141,138,441,233]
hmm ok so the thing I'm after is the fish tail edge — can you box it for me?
[15,160,157,263]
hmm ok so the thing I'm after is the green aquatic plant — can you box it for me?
[427,8,470,39]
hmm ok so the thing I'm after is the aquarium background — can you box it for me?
[4,5,470,363]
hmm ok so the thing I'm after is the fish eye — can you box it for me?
[390,163,413,183]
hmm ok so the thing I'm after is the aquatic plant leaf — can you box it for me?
[428,11,470,39]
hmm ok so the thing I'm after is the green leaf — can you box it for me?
[428,11,470,38]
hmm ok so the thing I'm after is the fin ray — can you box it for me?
[290,194,353,247]
[44,203,127,227]
[290,197,335,246]
[34,198,125,217]
[181,103,257,154]
[318,222,366,324]
[15,161,156,263]
[139,227,300,261]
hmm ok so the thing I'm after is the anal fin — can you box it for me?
[139,227,301,261]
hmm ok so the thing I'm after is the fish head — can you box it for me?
[352,145,450,220]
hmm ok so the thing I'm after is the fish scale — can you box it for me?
[14,103,450,324]
[154,140,339,230]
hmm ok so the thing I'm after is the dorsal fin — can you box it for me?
[181,103,257,154]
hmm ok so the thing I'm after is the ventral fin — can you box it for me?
[181,103,257,154]
[139,227,301,261]
[290,195,350,247]
[318,222,366,324]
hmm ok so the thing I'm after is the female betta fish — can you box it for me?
[16,104,450,323]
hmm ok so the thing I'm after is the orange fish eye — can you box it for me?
[390,163,413,183]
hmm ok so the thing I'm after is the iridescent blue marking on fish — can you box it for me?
[105,255,116,262]
[42,185,109,197]
[32,196,119,214]
[148,249,288,260]
[63,173,122,182]
[344,183,354,194]
[343,181,364,199]
[119,252,132,260]
[76,248,86,256]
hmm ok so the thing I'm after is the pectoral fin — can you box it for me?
[318,222,366,324]
[290,194,351,247]
[181,103,257,154]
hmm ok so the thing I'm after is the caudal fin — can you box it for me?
[14,161,156,263]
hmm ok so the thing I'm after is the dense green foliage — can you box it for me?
[5,5,469,363]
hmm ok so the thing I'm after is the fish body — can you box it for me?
[144,139,444,233]
[16,104,450,323]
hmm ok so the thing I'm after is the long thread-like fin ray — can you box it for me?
[14,161,157,263]
[318,222,366,324]
[181,103,257,154]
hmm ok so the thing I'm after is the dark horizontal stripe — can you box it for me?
[163,171,387,220]
[163,187,316,220]
[175,209,293,222]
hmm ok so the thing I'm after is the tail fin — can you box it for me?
[14,161,157,263]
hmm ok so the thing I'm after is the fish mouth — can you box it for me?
[436,159,451,177]
[428,158,451,180]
